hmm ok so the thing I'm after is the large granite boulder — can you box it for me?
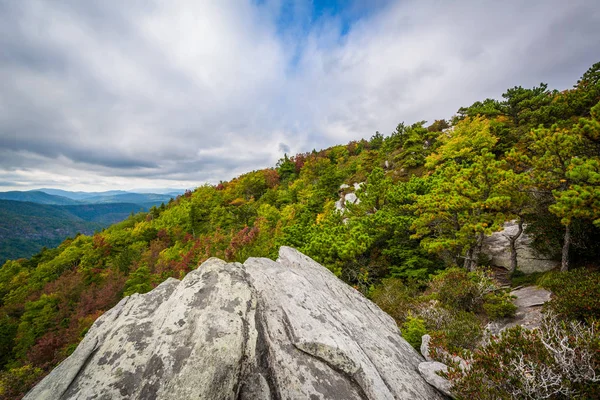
[26,247,444,400]
[482,221,559,273]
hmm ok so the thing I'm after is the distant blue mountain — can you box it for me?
[38,188,129,201]
[0,189,183,262]
[0,189,180,207]
[80,193,175,206]
[0,191,80,205]
[0,200,153,264]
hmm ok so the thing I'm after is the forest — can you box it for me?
[0,62,599,399]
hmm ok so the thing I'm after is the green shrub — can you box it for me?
[510,270,547,287]
[482,292,517,320]
[0,364,44,399]
[401,314,427,350]
[429,267,497,313]
[441,310,483,351]
[123,266,153,297]
[371,278,419,324]
[539,268,600,321]
[430,268,479,311]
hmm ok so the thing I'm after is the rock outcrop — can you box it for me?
[486,286,552,335]
[482,221,559,273]
[418,362,453,398]
[26,247,444,400]
[335,182,363,212]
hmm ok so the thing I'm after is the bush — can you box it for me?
[440,310,483,352]
[447,313,600,399]
[430,268,479,311]
[539,268,600,321]
[510,270,546,287]
[0,364,44,399]
[401,314,427,350]
[483,292,517,320]
[429,267,497,313]
[371,278,419,324]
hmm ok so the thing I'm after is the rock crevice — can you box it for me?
[26,247,444,400]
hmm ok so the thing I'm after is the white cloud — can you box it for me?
[0,0,599,190]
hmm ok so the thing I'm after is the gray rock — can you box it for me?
[421,334,432,361]
[482,221,559,273]
[418,362,453,398]
[345,192,360,205]
[26,247,444,400]
[486,286,552,335]
[420,333,469,372]
[511,286,552,308]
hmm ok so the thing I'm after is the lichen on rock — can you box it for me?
[25,247,444,400]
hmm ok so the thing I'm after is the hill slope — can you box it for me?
[0,202,152,264]
[81,192,173,206]
[0,200,101,263]
[58,203,147,224]
[37,189,129,201]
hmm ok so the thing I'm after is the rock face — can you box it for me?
[26,247,444,400]
[418,362,453,398]
[481,221,559,273]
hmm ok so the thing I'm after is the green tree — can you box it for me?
[276,154,296,182]
[412,117,513,270]
[123,266,153,296]
[526,115,590,271]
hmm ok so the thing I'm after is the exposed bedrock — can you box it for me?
[25,247,444,399]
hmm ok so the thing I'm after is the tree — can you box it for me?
[276,154,296,182]
[369,131,384,150]
[501,83,553,127]
[354,167,390,212]
[123,266,153,297]
[412,117,513,271]
[455,98,502,122]
[530,102,600,270]
[526,117,588,271]
[396,122,435,168]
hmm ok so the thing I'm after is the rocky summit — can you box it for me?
[25,247,444,400]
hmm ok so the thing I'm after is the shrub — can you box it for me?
[510,270,546,287]
[447,313,600,399]
[430,268,479,311]
[429,267,497,313]
[539,268,600,321]
[371,278,419,324]
[0,364,44,399]
[402,314,427,350]
[440,310,483,352]
[482,292,517,320]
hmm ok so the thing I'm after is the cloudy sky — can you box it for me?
[1,0,599,191]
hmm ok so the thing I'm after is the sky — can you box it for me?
[1,0,599,192]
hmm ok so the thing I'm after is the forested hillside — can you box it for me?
[1,63,599,398]
[0,202,149,265]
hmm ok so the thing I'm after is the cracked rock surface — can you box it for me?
[25,247,443,400]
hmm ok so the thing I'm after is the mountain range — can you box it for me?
[0,189,185,263]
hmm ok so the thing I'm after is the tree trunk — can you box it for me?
[508,219,524,275]
[463,247,474,271]
[470,231,485,271]
[561,223,570,272]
